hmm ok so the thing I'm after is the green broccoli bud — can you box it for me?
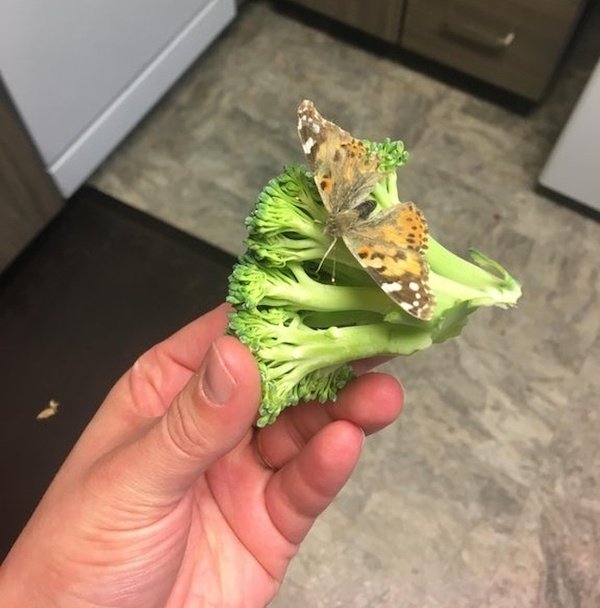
[243,171,328,266]
[363,137,410,173]
[243,166,358,269]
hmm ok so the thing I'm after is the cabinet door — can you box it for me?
[0,80,62,272]
[402,0,587,100]
[289,0,404,43]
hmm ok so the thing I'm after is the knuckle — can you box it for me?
[163,390,212,461]
[128,345,169,416]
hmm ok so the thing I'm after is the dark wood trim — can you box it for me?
[0,78,63,272]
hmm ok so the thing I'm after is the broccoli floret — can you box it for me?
[228,138,521,426]
[227,258,395,314]
[229,308,433,427]
[363,137,410,173]
[244,166,332,267]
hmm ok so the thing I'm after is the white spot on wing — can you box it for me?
[302,137,315,154]
[382,281,401,294]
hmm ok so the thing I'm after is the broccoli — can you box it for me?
[227,135,521,427]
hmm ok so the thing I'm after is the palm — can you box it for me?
[144,411,366,607]
[94,406,366,607]
[169,444,291,607]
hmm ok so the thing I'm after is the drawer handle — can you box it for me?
[443,16,516,51]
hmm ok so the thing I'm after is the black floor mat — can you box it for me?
[0,187,235,558]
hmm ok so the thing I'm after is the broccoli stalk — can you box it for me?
[228,259,395,315]
[227,146,521,426]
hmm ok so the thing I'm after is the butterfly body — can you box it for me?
[297,99,435,321]
[324,203,370,238]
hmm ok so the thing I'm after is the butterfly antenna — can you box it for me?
[316,237,337,279]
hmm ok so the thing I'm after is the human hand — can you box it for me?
[0,304,403,607]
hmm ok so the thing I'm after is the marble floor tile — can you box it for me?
[91,1,600,605]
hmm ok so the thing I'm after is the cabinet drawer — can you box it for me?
[402,0,586,100]
[287,0,404,43]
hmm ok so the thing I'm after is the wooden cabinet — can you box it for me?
[287,0,404,43]
[284,0,587,101]
[0,80,62,271]
[401,0,588,100]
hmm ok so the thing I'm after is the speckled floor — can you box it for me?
[91,1,600,606]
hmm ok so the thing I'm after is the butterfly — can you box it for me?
[297,99,435,321]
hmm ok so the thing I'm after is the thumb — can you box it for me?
[110,335,261,501]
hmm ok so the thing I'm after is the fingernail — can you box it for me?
[201,343,235,405]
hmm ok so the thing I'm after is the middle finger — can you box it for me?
[254,372,403,471]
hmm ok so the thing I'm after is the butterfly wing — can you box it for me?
[297,101,434,320]
[297,100,381,216]
[344,202,435,320]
